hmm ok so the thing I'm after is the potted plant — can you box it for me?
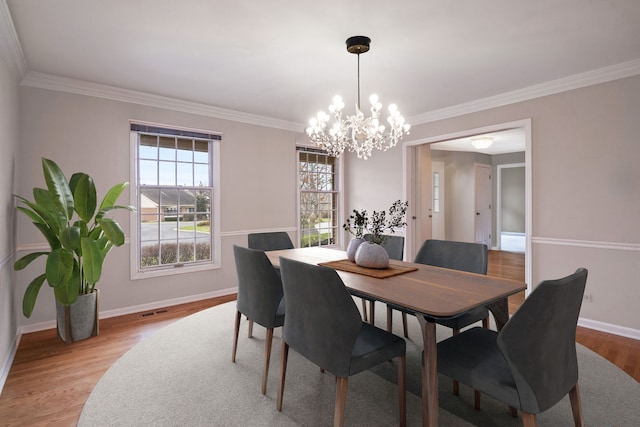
[342,209,368,262]
[14,158,134,343]
[344,200,408,269]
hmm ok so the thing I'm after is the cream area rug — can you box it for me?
[79,301,640,426]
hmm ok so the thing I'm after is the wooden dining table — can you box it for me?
[266,247,526,427]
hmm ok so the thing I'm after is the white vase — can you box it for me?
[346,237,366,262]
[355,241,390,269]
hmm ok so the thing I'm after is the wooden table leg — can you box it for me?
[486,297,509,331]
[417,315,438,427]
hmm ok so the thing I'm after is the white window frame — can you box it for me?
[296,146,344,248]
[129,124,221,280]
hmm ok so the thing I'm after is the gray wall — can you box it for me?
[347,75,640,332]
[493,151,526,244]
[0,53,19,384]
[501,166,525,233]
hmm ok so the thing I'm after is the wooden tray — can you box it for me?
[319,259,417,279]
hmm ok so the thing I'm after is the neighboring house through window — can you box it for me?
[130,123,221,278]
[298,147,340,247]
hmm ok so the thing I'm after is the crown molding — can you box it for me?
[409,58,640,125]
[0,0,27,79]
[20,71,305,133]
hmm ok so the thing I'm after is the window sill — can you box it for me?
[130,261,221,281]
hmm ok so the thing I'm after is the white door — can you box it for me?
[475,164,492,248]
[431,161,445,240]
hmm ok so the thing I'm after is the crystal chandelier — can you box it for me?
[306,36,410,160]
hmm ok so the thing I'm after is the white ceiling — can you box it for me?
[5,0,640,131]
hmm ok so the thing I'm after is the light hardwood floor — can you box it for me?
[0,251,637,426]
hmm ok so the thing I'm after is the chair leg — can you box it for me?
[401,312,409,338]
[262,327,274,395]
[474,390,481,410]
[397,354,407,427]
[232,310,241,362]
[521,411,538,427]
[248,319,254,338]
[361,298,368,322]
[334,377,349,427]
[276,342,289,412]
[386,305,393,333]
[509,406,518,417]
[569,382,585,427]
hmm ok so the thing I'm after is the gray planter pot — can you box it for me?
[56,290,99,343]
[355,242,390,269]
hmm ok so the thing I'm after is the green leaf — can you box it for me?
[15,205,45,224]
[98,182,129,211]
[96,204,136,221]
[60,226,81,251]
[22,274,47,318]
[72,173,97,223]
[33,188,66,233]
[45,248,75,288]
[14,251,49,271]
[81,237,103,285]
[42,158,74,220]
[33,222,61,250]
[54,262,80,305]
[73,220,89,238]
[100,218,125,246]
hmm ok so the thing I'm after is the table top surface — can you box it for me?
[266,247,526,318]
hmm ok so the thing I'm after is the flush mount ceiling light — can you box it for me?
[305,36,410,160]
[471,137,494,150]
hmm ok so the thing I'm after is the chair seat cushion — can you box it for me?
[436,327,520,409]
[432,306,489,330]
[350,322,406,376]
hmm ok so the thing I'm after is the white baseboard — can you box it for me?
[578,317,640,341]
[18,287,238,335]
[0,331,21,393]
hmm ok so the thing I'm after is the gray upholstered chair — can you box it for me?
[231,245,285,395]
[388,239,489,401]
[359,234,405,328]
[276,257,407,427]
[388,239,489,339]
[245,232,293,335]
[415,239,489,336]
[247,231,294,251]
[436,268,588,427]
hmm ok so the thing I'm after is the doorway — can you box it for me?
[403,119,532,294]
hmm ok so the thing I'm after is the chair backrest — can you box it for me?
[233,245,284,328]
[247,232,294,251]
[414,239,488,274]
[497,268,588,414]
[364,234,405,261]
[279,257,362,377]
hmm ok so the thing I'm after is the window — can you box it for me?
[298,148,339,247]
[130,124,221,278]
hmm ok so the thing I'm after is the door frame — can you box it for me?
[474,163,492,248]
[402,118,532,294]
